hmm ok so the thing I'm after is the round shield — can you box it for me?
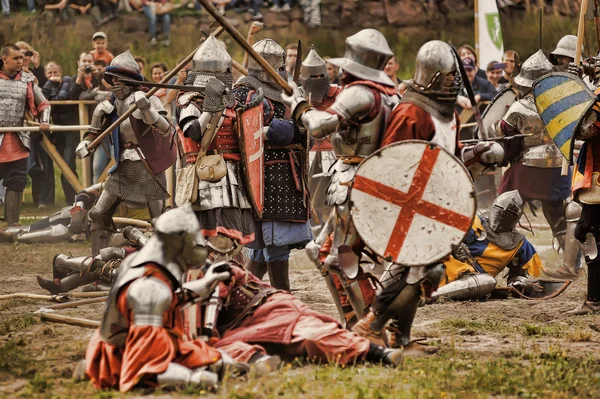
[350,140,476,266]
[476,87,517,139]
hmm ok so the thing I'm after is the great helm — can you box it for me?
[247,38,286,85]
[327,29,395,87]
[411,40,462,101]
[513,50,553,88]
[299,46,330,105]
[488,190,524,233]
[190,34,233,88]
[104,50,143,86]
[549,35,577,65]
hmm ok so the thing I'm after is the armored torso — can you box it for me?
[0,72,32,127]
[503,95,562,168]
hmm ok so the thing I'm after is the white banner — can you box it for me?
[477,0,504,68]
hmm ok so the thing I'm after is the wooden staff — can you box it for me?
[113,217,152,228]
[40,134,84,193]
[0,125,90,132]
[233,59,248,76]
[197,0,293,95]
[0,291,108,301]
[88,26,225,151]
[40,313,100,329]
[44,296,107,309]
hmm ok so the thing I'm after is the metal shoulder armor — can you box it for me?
[502,97,544,137]
[329,85,375,121]
[126,276,173,327]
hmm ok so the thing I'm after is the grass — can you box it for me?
[0,314,38,335]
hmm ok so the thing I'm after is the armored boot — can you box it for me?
[542,200,567,251]
[37,273,101,295]
[246,260,268,280]
[365,343,404,367]
[351,310,389,347]
[545,200,582,279]
[248,353,282,376]
[267,260,290,291]
[72,359,88,382]
[4,190,22,226]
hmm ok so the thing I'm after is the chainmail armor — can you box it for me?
[480,214,525,250]
[238,70,285,102]
[300,76,330,105]
[103,160,168,202]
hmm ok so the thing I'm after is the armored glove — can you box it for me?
[305,240,321,264]
[452,243,471,262]
[203,77,232,113]
[75,140,94,158]
[280,81,311,122]
[567,62,583,78]
[182,261,232,303]
[474,141,505,165]
[135,94,151,111]
[508,276,532,294]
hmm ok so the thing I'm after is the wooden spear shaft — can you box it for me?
[40,313,100,329]
[197,0,293,95]
[44,296,107,309]
[87,26,225,151]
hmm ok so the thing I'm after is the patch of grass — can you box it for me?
[0,298,37,311]
[0,339,36,377]
[522,323,563,337]
[565,328,593,342]
[0,314,38,335]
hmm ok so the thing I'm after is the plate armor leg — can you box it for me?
[266,260,290,291]
[563,200,583,273]
[89,190,122,256]
[542,200,567,251]
[4,190,22,226]
[147,199,164,221]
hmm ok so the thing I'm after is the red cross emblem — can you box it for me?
[350,141,475,265]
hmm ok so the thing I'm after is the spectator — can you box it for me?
[41,0,70,20]
[92,60,111,101]
[285,43,297,83]
[246,0,263,20]
[300,0,320,27]
[165,58,190,123]
[132,0,172,46]
[2,0,10,16]
[69,0,92,15]
[270,0,290,12]
[41,61,79,204]
[15,41,46,86]
[90,32,114,64]
[325,59,339,85]
[70,52,101,100]
[212,0,230,13]
[458,44,487,80]
[134,56,146,77]
[499,50,520,85]
[150,62,169,108]
[384,56,401,86]
[486,61,506,91]
[456,57,497,110]
[96,0,118,23]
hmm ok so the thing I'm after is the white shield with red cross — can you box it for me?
[350,140,476,266]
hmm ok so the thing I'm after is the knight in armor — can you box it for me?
[78,205,239,392]
[0,43,51,226]
[549,35,577,72]
[436,190,544,301]
[176,35,255,259]
[493,50,573,271]
[76,50,176,256]
[36,226,148,295]
[566,93,600,314]
[232,38,313,291]
[185,261,405,367]
[300,46,342,234]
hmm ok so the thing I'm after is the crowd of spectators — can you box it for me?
[2,0,323,34]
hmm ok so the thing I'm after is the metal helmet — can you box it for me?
[410,40,462,101]
[488,190,524,233]
[104,50,141,99]
[247,38,286,84]
[513,50,553,88]
[549,35,577,65]
[299,46,330,105]
[327,29,395,87]
[189,34,233,89]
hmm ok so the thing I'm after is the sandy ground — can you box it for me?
[0,218,599,398]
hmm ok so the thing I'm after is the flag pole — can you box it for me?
[475,0,480,64]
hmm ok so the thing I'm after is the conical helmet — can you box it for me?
[190,35,233,88]
[327,29,395,87]
[247,38,286,84]
[488,190,524,233]
[299,46,330,105]
[513,50,553,88]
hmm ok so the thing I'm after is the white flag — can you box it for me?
[477,0,504,68]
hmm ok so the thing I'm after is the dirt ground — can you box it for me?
[1,213,600,398]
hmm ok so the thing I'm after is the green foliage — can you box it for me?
[0,338,36,377]
[0,314,38,335]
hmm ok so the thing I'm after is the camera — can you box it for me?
[85,66,93,74]
[24,51,34,57]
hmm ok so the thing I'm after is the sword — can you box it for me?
[293,40,302,84]
[86,25,226,152]
[197,0,293,95]
[450,43,486,139]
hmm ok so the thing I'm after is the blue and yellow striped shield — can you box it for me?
[533,73,596,163]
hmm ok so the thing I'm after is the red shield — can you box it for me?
[350,140,476,266]
[236,98,264,218]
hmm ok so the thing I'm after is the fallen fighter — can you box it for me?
[434,190,555,301]
[188,262,404,367]
[75,205,239,392]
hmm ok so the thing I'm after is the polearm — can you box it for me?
[87,25,225,152]
[196,0,293,95]
[0,125,90,132]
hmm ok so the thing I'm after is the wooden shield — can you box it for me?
[477,87,517,139]
[350,140,476,266]
[236,96,264,218]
